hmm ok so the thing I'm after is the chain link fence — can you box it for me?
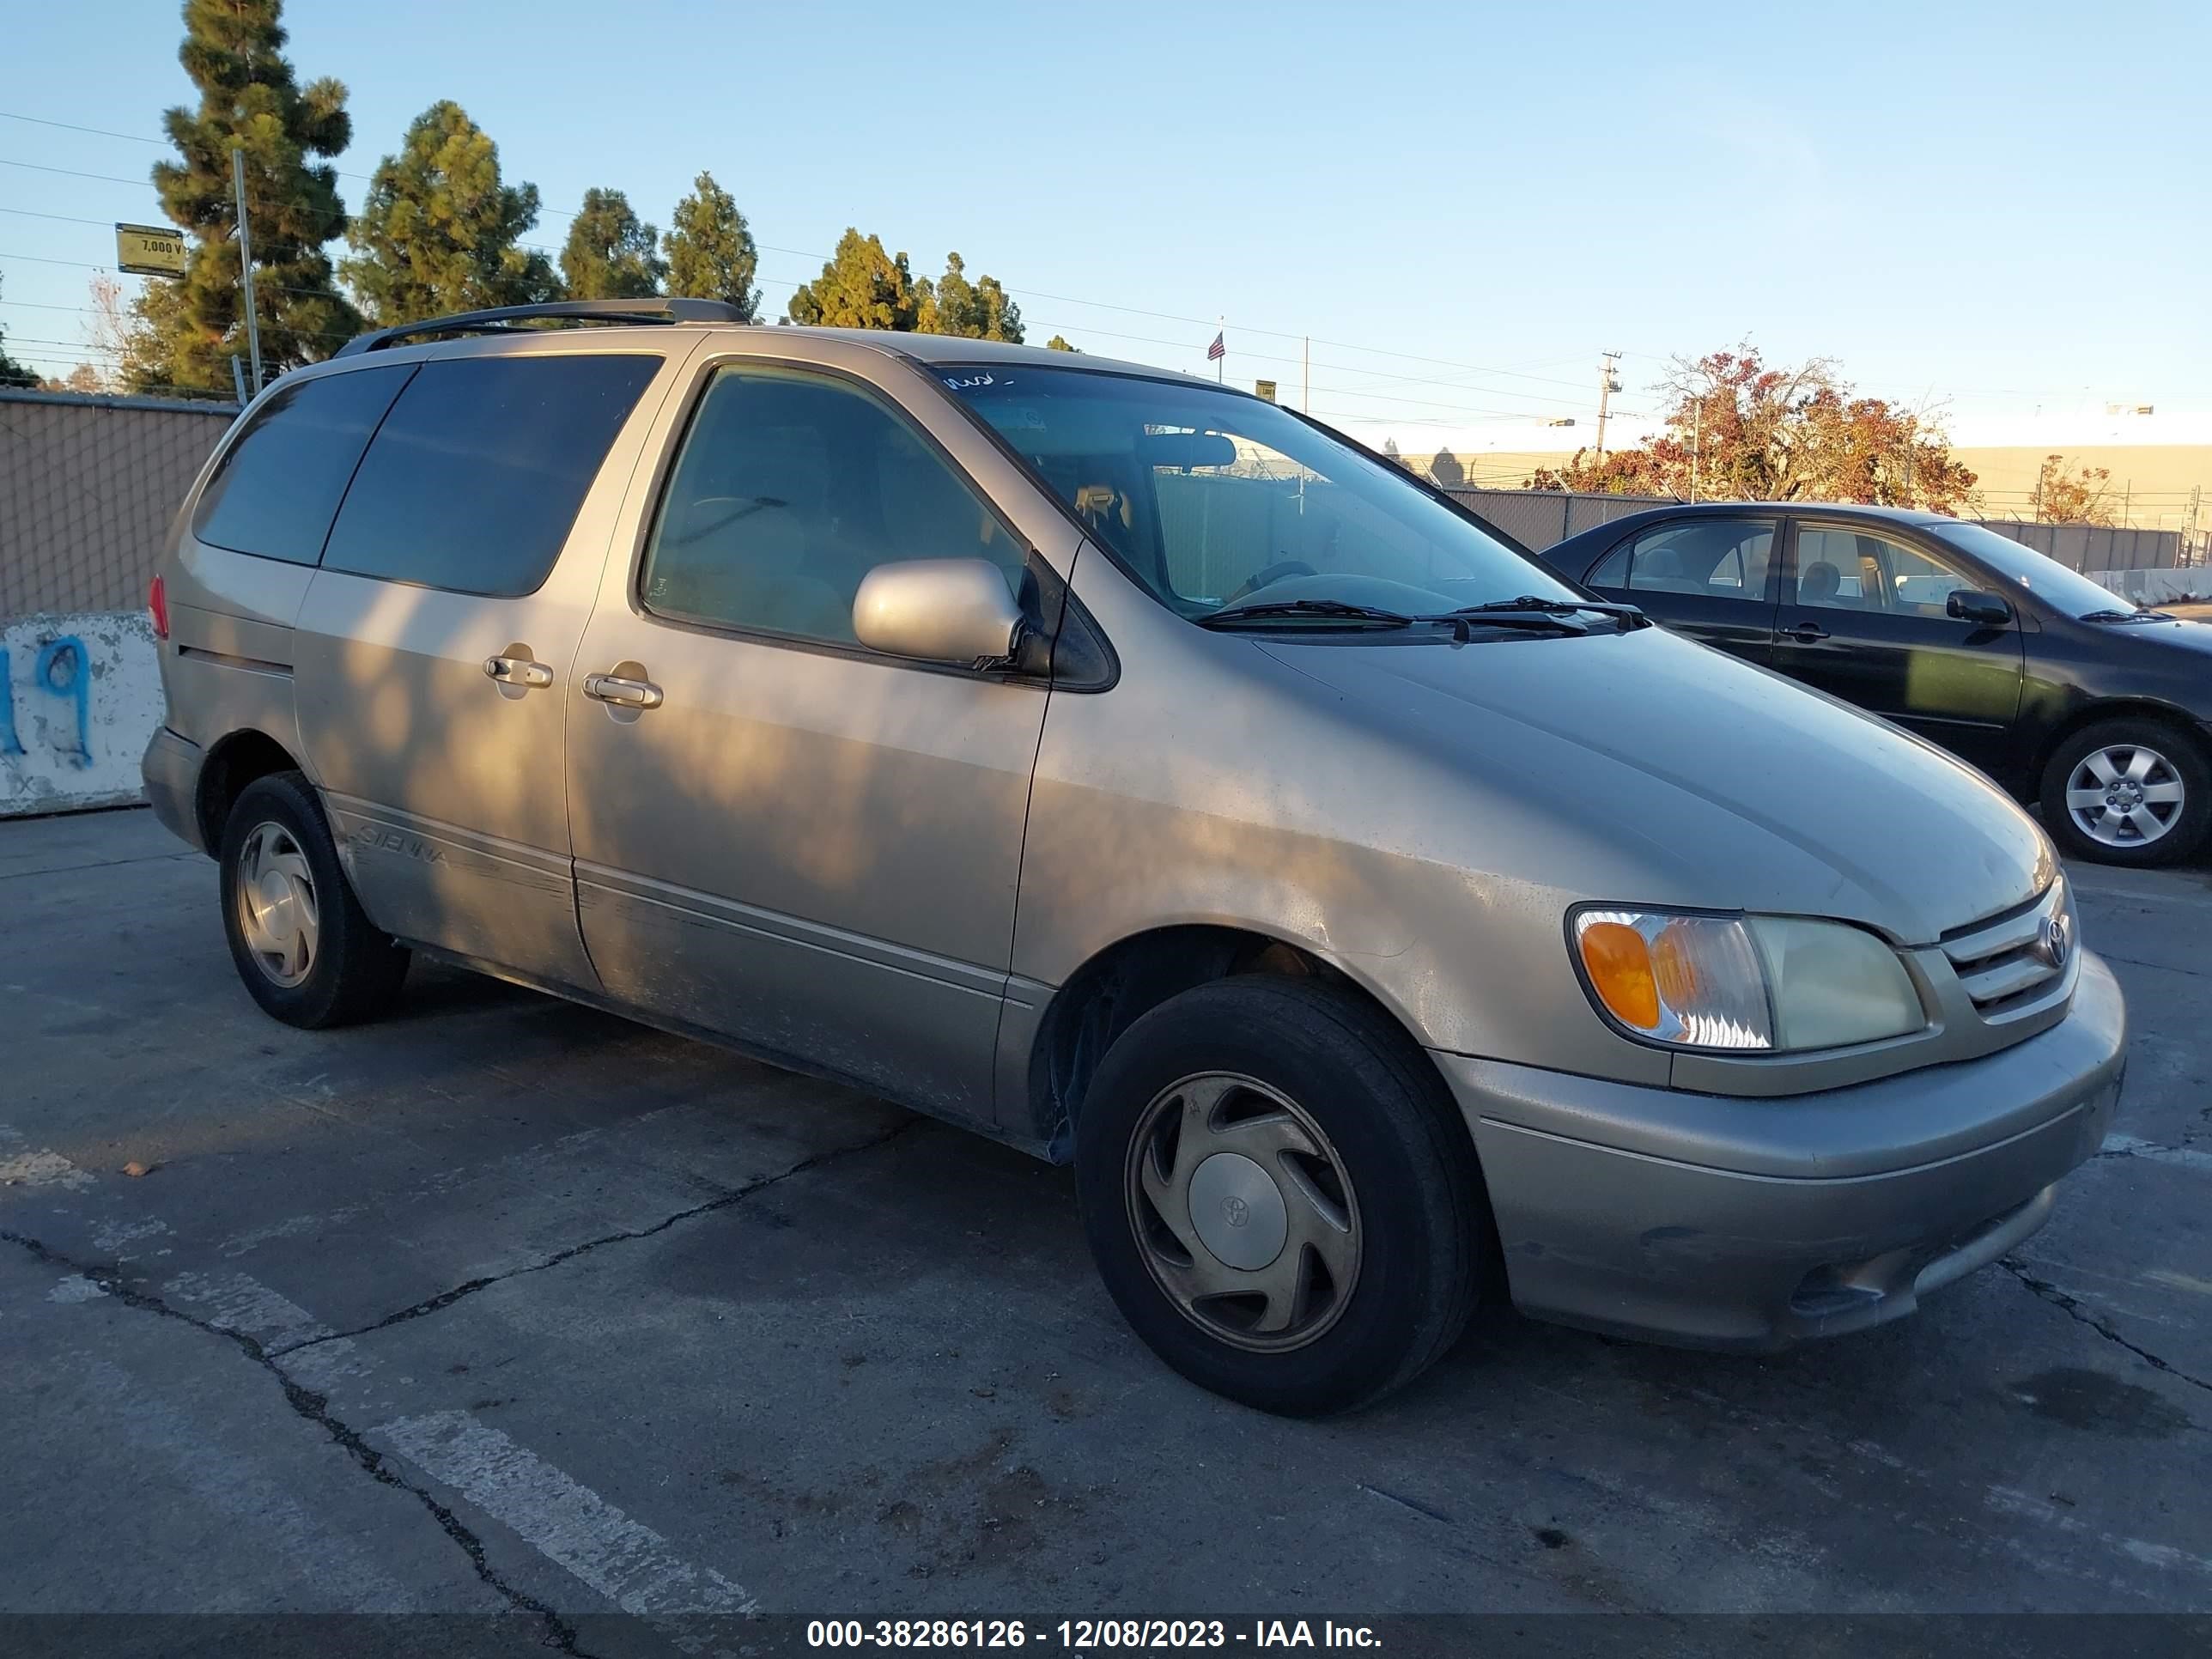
[0,389,236,621]
[0,389,2193,623]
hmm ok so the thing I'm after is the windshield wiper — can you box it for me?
[1417,595,1646,640]
[2079,608,2155,623]
[1200,599,1417,629]
[1443,595,1648,624]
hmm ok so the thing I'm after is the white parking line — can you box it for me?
[1986,1486,2212,1583]
[377,1409,759,1628]
[0,1149,95,1191]
[162,1270,339,1350]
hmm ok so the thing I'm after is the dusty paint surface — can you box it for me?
[0,610,161,817]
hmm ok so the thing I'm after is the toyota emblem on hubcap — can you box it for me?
[2038,913,2072,969]
[1221,1194,1251,1229]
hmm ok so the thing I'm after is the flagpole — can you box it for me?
[1217,314,1224,384]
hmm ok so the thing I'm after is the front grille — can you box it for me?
[1939,879,2074,1019]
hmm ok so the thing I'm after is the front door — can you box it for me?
[294,347,673,987]
[1583,514,1781,665]
[564,359,1051,1123]
[1771,520,2026,777]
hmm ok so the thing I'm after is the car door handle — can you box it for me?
[582,672,664,710]
[482,654,554,688]
[1784,620,1831,643]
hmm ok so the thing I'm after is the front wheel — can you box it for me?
[219,771,410,1028]
[1074,976,1492,1415]
[2039,720,2209,867]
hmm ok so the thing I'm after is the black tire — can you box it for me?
[218,770,410,1028]
[2039,718,2210,868]
[1074,975,1492,1416]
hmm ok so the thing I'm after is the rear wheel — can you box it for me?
[1074,975,1491,1415]
[219,771,410,1028]
[2039,719,2209,867]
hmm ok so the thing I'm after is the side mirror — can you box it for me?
[1947,589,2013,626]
[853,558,1026,667]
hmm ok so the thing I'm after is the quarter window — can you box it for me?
[191,366,413,564]
[641,366,1025,646]
[320,354,660,597]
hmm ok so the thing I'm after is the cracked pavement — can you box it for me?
[3,808,2209,1639]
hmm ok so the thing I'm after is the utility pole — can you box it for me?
[231,144,263,398]
[1594,350,1621,459]
[1690,403,1700,502]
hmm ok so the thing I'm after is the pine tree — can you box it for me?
[561,188,665,300]
[785,229,921,330]
[663,172,759,319]
[916,252,1024,343]
[130,0,358,392]
[341,101,557,325]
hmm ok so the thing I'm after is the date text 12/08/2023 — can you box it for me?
[806,1621,1382,1650]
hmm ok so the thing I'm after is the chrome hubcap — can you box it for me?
[1125,1072,1360,1352]
[2064,744,2185,848]
[235,822,319,987]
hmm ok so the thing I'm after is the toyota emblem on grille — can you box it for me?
[2038,912,2072,969]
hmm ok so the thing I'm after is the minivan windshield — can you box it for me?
[943,366,1582,623]
[1929,521,2148,621]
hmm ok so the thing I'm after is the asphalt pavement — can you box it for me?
[3,807,2209,1646]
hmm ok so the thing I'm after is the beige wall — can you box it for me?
[1414,442,2209,532]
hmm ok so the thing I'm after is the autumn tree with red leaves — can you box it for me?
[1528,345,1978,514]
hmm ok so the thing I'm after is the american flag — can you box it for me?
[1206,331,1224,362]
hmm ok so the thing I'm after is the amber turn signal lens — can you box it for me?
[1578,921,1660,1030]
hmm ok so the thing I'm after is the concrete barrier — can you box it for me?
[2091,568,2212,605]
[1,611,163,818]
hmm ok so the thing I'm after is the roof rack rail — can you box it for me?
[333,298,749,357]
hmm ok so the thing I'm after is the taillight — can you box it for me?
[149,573,169,640]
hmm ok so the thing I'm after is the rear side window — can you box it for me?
[322,354,660,597]
[1589,518,1775,600]
[191,367,413,563]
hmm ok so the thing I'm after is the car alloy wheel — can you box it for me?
[2064,742,2186,848]
[1124,1071,1361,1352]
[234,819,320,987]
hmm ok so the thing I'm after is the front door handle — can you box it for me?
[583,672,664,710]
[1784,620,1831,643]
[483,653,554,688]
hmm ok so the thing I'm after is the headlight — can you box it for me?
[1571,908,1925,1054]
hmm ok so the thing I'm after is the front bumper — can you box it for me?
[141,725,205,854]
[1435,951,2126,1349]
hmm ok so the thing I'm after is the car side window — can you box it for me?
[321,353,661,597]
[641,366,1026,646]
[1595,520,1775,600]
[1796,527,1976,618]
[191,366,414,564]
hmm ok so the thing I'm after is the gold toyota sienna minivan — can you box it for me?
[143,300,2126,1414]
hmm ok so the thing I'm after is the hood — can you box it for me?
[1260,626,2052,945]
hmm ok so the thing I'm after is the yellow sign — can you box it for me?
[115,223,187,277]
[1254,380,1277,404]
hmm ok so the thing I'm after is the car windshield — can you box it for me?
[942,366,1580,623]
[1929,522,2147,620]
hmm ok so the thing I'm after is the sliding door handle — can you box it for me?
[483,653,554,688]
[583,672,664,710]
[1784,620,1831,643]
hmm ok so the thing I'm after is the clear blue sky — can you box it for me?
[3,0,2206,451]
